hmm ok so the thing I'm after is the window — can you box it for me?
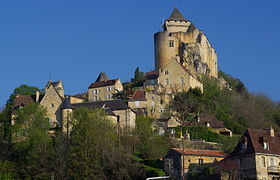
[94,89,98,94]
[51,104,55,108]
[164,70,169,75]
[262,157,266,167]
[107,86,111,91]
[166,79,169,85]
[169,40,174,47]
[264,141,269,150]
[94,96,98,101]
[180,77,184,84]
[107,94,111,99]
[198,159,204,165]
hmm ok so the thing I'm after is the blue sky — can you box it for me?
[0,0,280,106]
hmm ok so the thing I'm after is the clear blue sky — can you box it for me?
[1,0,280,106]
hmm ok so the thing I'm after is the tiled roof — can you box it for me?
[145,71,158,80]
[13,95,35,108]
[95,72,109,82]
[172,148,228,157]
[130,90,146,101]
[167,8,187,22]
[71,100,131,111]
[230,128,280,156]
[88,79,118,89]
[185,114,224,128]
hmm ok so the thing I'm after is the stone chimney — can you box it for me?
[270,126,275,137]
[35,91,40,103]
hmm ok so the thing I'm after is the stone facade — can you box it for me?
[164,148,227,179]
[88,72,123,102]
[219,128,280,180]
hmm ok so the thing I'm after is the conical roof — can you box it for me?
[167,8,187,21]
[95,72,109,82]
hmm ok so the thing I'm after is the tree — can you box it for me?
[169,88,203,120]
[68,107,143,179]
[12,104,52,179]
[7,84,41,105]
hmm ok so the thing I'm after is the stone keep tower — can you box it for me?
[154,8,218,78]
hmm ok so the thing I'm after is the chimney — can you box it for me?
[270,126,275,137]
[36,91,40,103]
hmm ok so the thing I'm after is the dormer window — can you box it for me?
[263,141,269,150]
[241,137,248,150]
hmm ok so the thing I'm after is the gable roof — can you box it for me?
[185,114,225,129]
[95,72,109,82]
[167,8,187,22]
[171,148,228,157]
[230,128,280,156]
[71,100,131,111]
[130,90,146,101]
[88,79,118,89]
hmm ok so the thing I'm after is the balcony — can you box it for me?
[268,166,280,174]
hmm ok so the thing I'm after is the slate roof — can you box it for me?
[71,100,131,111]
[88,79,118,89]
[172,148,228,157]
[61,97,74,110]
[167,8,187,22]
[230,128,280,156]
[95,72,109,82]
[185,114,225,129]
[130,90,146,101]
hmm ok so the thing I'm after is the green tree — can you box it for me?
[7,84,41,105]
[12,104,52,179]
[68,107,143,179]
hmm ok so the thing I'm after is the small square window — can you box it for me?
[198,159,204,165]
[107,87,111,91]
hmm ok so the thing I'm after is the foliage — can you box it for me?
[0,161,18,180]
[7,84,41,105]
[172,126,240,153]
[68,107,144,179]
[134,116,170,159]
[12,104,52,179]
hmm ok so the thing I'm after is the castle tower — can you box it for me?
[154,8,218,78]
[61,97,74,135]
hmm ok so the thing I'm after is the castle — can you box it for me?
[11,8,219,134]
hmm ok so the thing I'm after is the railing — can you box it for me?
[268,166,280,173]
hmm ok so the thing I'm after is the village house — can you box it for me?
[164,148,227,179]
[185,114,232,137]
[218,127,280,180]
[88,72,123,102]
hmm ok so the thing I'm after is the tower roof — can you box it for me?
[61,96,74,110]
[167,8,187,21]
[95,72,109,82]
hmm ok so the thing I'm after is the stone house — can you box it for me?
[128,90,164,118]
[61,99,136,134]
[185,114,232,137]
[164,148,227,179]
[218,127,280,180]
[88,72,123,102]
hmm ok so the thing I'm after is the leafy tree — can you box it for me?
[134,116,170,159]
[7,84,41,105]
[12,104,52,179]
[0,161,18,180]
[68,107,143,179]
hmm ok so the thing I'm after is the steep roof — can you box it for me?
[167,8,187,21]
[71,100,131,111]
[13,95,35,108]
[95,72,109,82]
[172,148,228,157]
[230,128,280,156]
[88,79,118,89]
[130,90,146,101]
